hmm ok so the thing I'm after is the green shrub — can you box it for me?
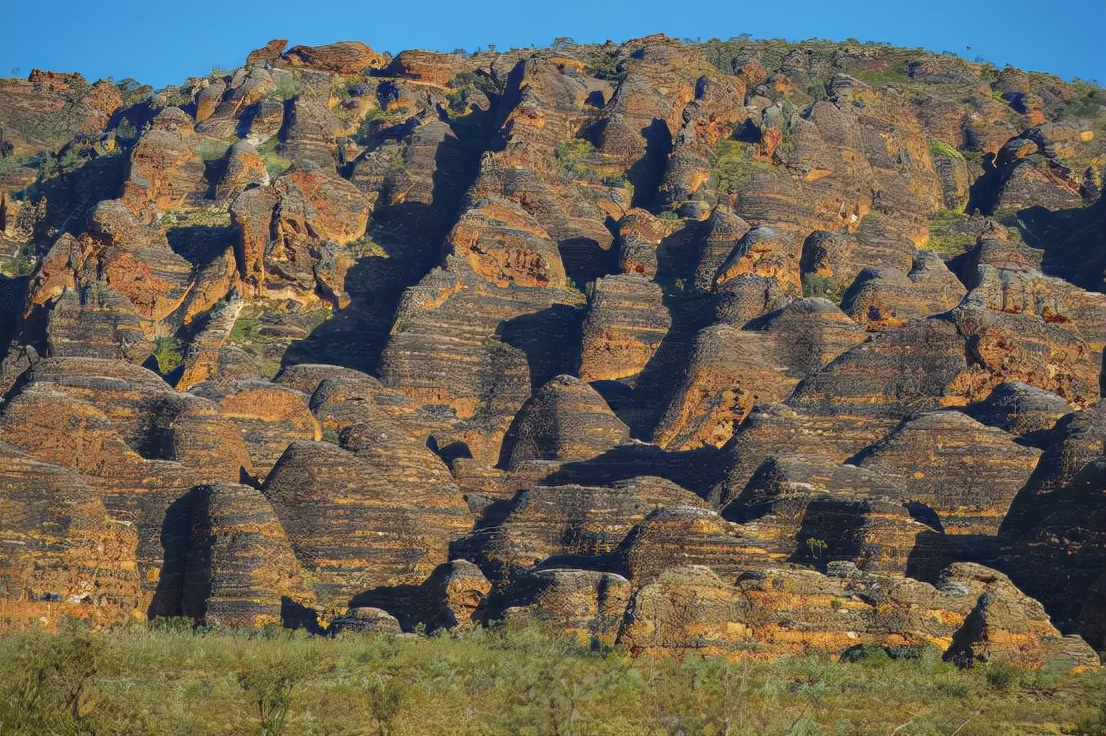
[229,306,265,344]
[1,243,35,276]
[113,118,140,148]
[928,137,964,160]
[712,140,770,196]
[801,273,842,301]
[365,674,405,736]
[927,209,980,258]
[984,659,1018,691]
[238,650,320,736]
[256,137,291,179]
[554,138,595,175]
[448,70,505,97]
[152,336,182,374]
[0,620,1101,734]
[0,620,107,734]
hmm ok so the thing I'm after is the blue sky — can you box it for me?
[1,0,1103,88]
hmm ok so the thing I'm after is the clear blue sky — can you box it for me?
[1,0,1103,88]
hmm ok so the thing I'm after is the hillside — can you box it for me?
[0,34,1103,678]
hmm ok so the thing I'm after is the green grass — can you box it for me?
[195,139,233,163]
[0,243,35,277]
[1,620,1101,736]
[229,305,266,345]
[0,154,38,180]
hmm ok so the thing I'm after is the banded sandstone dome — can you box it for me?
[0,34,1103,668]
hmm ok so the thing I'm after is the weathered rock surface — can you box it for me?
[852,411,1042,535]
[216,141,268,199]
[494,568,631,645]
[654,299,866,451]
[577,274,670,383]
[653,325,787,450]
[619,561,1096,668]
[13,359,250,487]
[944,563,1100,670]
[472,476,704,574]
[231,161,369,301]
[0,72,122,155]
[964,381,1074,445]
[0,442,142,629]
[261,439,468,613]
[189,381,320,481]
[618,566,753,655]
[620,505,773,584]
[710,404,897,509]
[378,255,583,463]
[800,215,920,297]
[176,483,316,629]
[787,316,970,419]
[447,198,568,290]
[725,456,932,574]
[501,375,629,468]
[1,33,1104,661]
[0,384,200,612]
[329,606,403,635]
[999,458,1106,649]
[29,200,194,333]
[952,298,1099,407]
[419,560,491,631]
[283,41,388,74]
[120,107,208,219]
[841,251,966,329]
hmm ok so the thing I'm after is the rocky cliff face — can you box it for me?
[0,34,1102,668]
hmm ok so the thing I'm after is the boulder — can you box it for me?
[964,381,1074,445]
[496,569,631,646]
[446,197,568,290]
[283,41,388,74]
[261,440,468,612]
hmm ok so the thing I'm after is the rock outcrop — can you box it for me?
[852,411,1042,535]
[0,33,1103,665]
[176,483,316,629]
[0,443,142,629]
[501,375,629,468]
[260,438,469,613]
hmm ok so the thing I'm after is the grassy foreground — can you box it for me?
[0,619,1102,736]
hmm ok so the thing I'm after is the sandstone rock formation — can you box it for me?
[175,483,316,629]
[501,375,629,468]
[852,411,1042,535]
[0,33,1102,667]
[0,442,142,629]
[261,439,468,613]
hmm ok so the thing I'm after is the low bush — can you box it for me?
[0,621,1100,735]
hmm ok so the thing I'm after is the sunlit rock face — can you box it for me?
[0,33,1103,666]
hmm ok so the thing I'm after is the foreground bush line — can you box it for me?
[0,618,1102,736]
